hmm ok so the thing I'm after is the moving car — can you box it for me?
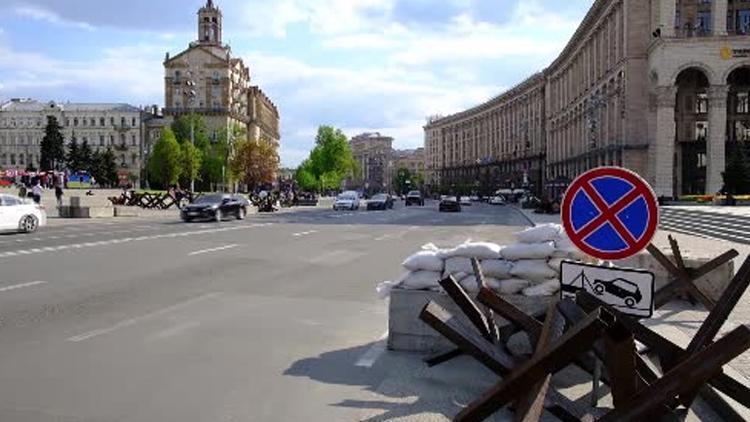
[181,194,248,222]
[439,196,461,212]
[470,195,481,202]
[593,278,643,308]
[0,194,46,233]
[333,191,360,211]
[366,193,394,210]
[405,190,424,206]
[489,195,507,205]
[459,196,472,206]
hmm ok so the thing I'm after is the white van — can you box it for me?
[333,191,360,211]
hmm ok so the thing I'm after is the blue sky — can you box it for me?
[0,0,592,166]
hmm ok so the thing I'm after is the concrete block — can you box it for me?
[70,196,81,207]
[114,206,139,217]
[387,288,551,353]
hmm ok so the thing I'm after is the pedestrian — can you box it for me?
[55,183,64,207]
[18,184,27,199]
[32,180,43,204]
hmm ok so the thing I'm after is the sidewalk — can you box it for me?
[518,207,750,390]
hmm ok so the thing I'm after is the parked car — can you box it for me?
[0,194,47,233]
[459,196,472,206]
[366,193,394,210]
[181,194,248,222]
[333,191,360,211]
[439,196,461,212]
[489,195,507,205]
[405,190,424,206]
[593,278,643,308]
[469,195,480,202]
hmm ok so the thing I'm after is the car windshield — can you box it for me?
[407,191,420,196]
[443,196,457,201]
[371,194,387,200]
[193,195,225,204]
[338,195,355,200]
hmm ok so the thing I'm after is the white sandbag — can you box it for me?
[552,237,587,260]
[402,250,445,272]
[441,241,502,260]
[481,259,514,279]
[443,257,475,277]
[495,278,531,294]
[510,259,558,281]
[522,279,560,297]
[514,224,562,244]
[547,258,565,272]
[459,274,501,293]
[376,280,400,299]
[401,271,442,290]
[502,242,556,261]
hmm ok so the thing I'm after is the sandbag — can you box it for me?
[496,278,531,294]
[443,257,474,277]
[481,259,514,279]
[401,271,442,290]
[552,237,586,260]
[376,280,400,299]
[459,274,501,293]
[510,259,558,282]
[441,241,502,260]
[514,224,562,244]
[402,250,445,272]
[522,279,560,297]
[547,258,565,272]
[501,242,556,260]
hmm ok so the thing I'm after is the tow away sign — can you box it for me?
[559,261,655,318]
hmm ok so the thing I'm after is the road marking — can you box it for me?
[355,331,389,367]
[292,230,319,237]
[0,281,47,293]
[49,236,61,239]
[67,292,220,342]
[374,234,393,241]
[188,244,239,256]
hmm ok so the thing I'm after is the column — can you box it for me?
[712,0,728,36]
[707,85,729,194]
[659,0,677,37]
[653,86,677,198]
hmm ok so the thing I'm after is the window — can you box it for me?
[695,121,709,141]
[737,92,749,113]
[100,135,105,146]
[19,154,24,165]
[736,121,750,141]
[66,118,70,126]
[110,135,115,145]
[132,153,137,164]
[174,70,181,84]
[696,93,708,114]
[10,154,15,165]
[121,117,126,127]
[74,118,79,127]
[100,117,105,126]
[132,117,136,126]
[110,117,115,126]
[90,118,95,127]
[697,11,712,34]
[738,10,750,34]
[131,134,136,146]
[82,118,87,127]
[120,134,126,144]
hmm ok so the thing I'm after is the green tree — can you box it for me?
[40,116,65,171]
[93,148,119,187]
[297,125,356,191]
[66,134,81,171]
[147,128,183,189]
[394,167,412,195]
[171,113,209,147]
[295,161,318,191]
[180,141,203,189]
[230,138,280,191]
[79,139,94,172]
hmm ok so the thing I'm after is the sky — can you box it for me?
[0,0,592,167]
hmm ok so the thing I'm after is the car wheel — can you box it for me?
[19,215,38,233]
[215,209,222,223]
[593,283,605,295]
[237,207,246,220]
[624,297,636,308]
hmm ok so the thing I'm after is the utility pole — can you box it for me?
[184,72,197,192]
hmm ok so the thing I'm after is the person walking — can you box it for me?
[55,183,64,207]
[32,180,43,204]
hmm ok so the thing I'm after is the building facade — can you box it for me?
[348,132,394,192]
[0,99,143,179]
[425,0,750,198]
[163,0,279,146]
[391,147,426,181]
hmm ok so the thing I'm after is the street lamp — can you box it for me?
[184,73,197,192]
[585,94,606,170]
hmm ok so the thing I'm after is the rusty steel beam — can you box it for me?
[513,301,564,422]
[598,325,750,422]
[646,243,715,310]
[423,348,462,367]
[471,258,500,343]
[602,322,638,410]
[439,276,495,343]
[477,287,542,342]
[454,307,614,422]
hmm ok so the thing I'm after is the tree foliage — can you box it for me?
[66,135,81,171]
[90,148,118,187]
[393,167,424,195]
[40,116,65,171]
[147,128,183,189]
[230,138,280,191]
[294,125,356,191]
[79,139,94,173]
[722,145,750,195]
[180,141,203,188]
[171,113,209,148]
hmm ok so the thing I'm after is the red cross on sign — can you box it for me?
[561,167,659,260]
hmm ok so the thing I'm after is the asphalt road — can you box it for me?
[0,200,530,422]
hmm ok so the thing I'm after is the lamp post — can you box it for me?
[585,93,606,170]
[184,72,197,192]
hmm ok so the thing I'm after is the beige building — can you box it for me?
[163,0,279,146]
[391,147,426,182]
[0,98,144,179]
[425,0,750,198]
[348,132,393,192]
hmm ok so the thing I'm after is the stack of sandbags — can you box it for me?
[376,245,446,298]
[438,241,510,294]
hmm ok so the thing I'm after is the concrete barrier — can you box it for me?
[387,288,551,353]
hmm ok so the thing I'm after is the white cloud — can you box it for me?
[14,5,95,31]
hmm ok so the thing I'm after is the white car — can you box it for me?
[470,195,481,202]
[333,191,360,211]
[459,196,472,206]
[489,195,507,205]
[0,194,46,233]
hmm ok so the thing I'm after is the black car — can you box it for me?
[439,196,461,212]
[367,193,394,210]
[405,190,424,206]
[181,194,249,222]
[593,278,642,308]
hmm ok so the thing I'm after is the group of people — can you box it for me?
[17,177,65,206]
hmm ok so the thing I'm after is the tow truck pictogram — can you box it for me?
[561,270,643,308]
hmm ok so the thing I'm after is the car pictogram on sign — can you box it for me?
[592,277,642,308]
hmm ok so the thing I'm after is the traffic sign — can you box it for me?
[559,261,655,318]
[561,167,658,260]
